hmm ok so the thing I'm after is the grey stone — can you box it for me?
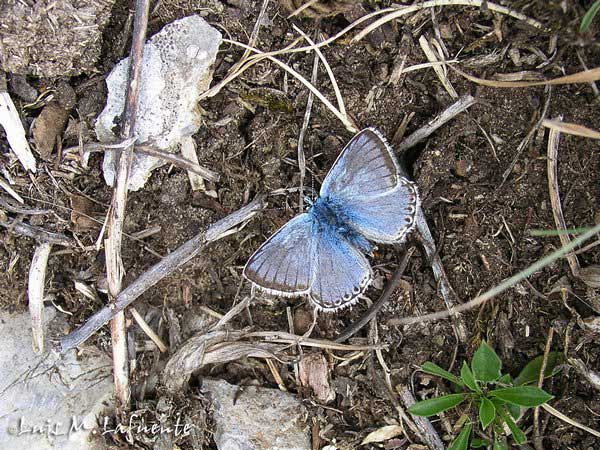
[96,15,221,191]
[202,379,311,450]
[0,308,112,450]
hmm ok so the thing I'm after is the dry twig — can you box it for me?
[546,117,580,276]
[398,95,476,151]
[58,196,265,352]
[28,242,52,353]
[102,0,149,409]
[336,247,415,342]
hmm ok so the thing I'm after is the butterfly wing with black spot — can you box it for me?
[308,225,372,311]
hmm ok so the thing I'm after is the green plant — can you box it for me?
[408,342,559,449]
[580,0,600,32]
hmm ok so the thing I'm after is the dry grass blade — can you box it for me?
[293,25,348,118]
[418,35,458,98]
[547,117,580,276]
[541,404,600,438]
[28,242,52,353]
[223,39,358,132]
[130,307,167,352]
[353,0,543,43]
[0,175,24,204]
[0,91,37,173]
[388,222,600,327]
[542,119,600,139]
[288,0,319,17]
[452,66,600,88]
[202,7,396,99]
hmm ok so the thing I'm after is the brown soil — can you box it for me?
[1,0,599,449]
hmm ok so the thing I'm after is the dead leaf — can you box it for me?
[299,352,335,403]
[32,102,69,159]
[69,194,100,230]
[361,425,404,445]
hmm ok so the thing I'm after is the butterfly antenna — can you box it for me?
[310,143,316,202]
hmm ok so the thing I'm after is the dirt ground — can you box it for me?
[1,0,599,449]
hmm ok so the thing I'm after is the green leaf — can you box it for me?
[491,396,507,408]
[472,341,502,382]
[421,362,463,386]
[460,361,480,392]
[508,403,521,420]
[499,408,526,444]
[471,438,489,448]
[490,386,553,407]
[408,394,467,417]
[493,436,509,450]
[580,0,600,32]
[514,352,563,386]
[448,422,471,450]
[497,373,511,385]
[479,397,496,429]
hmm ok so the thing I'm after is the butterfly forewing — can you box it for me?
[320,128,400,200]
[243,213,315,296]
[309,227,372,310]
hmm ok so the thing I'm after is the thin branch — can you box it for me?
[546,116,580,276]
[388,222,600,327]
[0,219,75,246]
[415,207,468,342]
[105,0,150,410]
[398,95,476,151]
[58,196,265,353]
[335,247,415,342]
[28,243,52,353]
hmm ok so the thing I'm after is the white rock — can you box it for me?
[202,379,311,450]
[0,308,112,450]
[96,15,221,191]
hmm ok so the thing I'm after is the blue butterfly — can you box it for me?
[243,128,420,311]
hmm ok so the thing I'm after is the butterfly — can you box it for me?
[243,128,420,311]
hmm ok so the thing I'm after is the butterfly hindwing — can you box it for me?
[243,213,315,296]
[309,225,372,311]
[339,178,419,243]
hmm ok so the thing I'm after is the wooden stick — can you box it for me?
[0,219,75,246]
[28,243,52,353]
[399,386,445,450]
[415,207,468,342]
[335,247,415,342]
[398,95,476,151]
[58,196,265,352]
[105,0,150,411]
[547,117,580,276]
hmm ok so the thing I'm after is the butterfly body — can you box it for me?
[244,128,420,311]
